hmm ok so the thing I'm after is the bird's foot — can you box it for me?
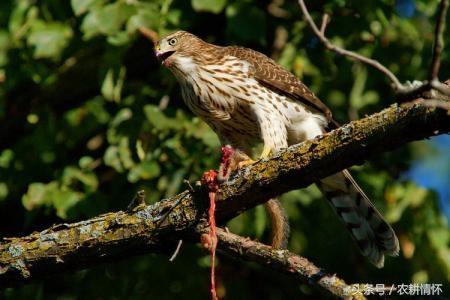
[217,146,254,183]
[237,159,256,169]
[259,146,273,159]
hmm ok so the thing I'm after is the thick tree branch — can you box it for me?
[214,228,366,299]
[1,102,449,291]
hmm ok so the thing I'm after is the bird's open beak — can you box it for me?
[155,49,176,64]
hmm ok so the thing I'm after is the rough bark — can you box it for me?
[0,102,449,291]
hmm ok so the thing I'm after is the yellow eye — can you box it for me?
[168,38,177,46]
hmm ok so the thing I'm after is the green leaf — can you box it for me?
[71,0,103,16]
[22,182,53,211]
[104,145,123,172]
[0,149,14,168]
[79,156,95,169]
[80,2,136,40]
[144,104,178,130]
[0,182,8,201]
[127,160,161,183]
[107,31,131,46]
[278,43,296,70]
[27,21,73,59]
[52,188,83,219]
[118,137,135,170]
[86,96,110,124]
[62,166,99,192]
[111,108,132,128]
[0,30,10,67]
[136,140,146,161]
[8,1,35,38]
[126,2,160,34]
[192,0,226,14]
[349,65,369,110]
[101,69,115,101]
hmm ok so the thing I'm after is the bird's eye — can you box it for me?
[168,38,177,46]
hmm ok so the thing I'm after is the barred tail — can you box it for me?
[319,170,399,268]
[265,198,290,249]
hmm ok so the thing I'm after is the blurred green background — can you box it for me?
[0,0,449,299]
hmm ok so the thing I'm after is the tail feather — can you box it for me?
[319,170,399,268]
[265,198,290,249]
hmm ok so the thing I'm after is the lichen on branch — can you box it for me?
[0,102,449,296]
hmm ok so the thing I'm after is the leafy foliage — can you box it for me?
[0,0,448,298]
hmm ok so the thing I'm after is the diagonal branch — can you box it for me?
[429,0,449,82]
[0,101,449,293]
[213,228,366,299]
[298,0,450,99]
[298,0,403,90]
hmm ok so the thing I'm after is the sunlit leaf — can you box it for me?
[126,2,160,33]
[71,0,103,16]
[127,160,161,183]
[62,166,99,192]
[22,182,53,211]
[192,0,226,14]
[80,2,135,40]
[27,21,73,59]
[104,145,123,172]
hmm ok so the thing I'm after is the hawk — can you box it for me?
[154,31,399,267]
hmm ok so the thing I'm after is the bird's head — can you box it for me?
[155,31,205,68]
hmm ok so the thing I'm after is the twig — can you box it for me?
[214,228,366,299]
[159,95,170,110]
[169,240,183,262]
[183,179,195,193]
[416,99,450,111]
[127,190,146,211]
[138,27,159,46]
[429,0,449,82]
[431,80,450,97]
[298,0,450,100]
[320,13,329,35]
[298,0,403,90]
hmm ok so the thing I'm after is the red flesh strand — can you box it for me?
[202,169,218,300]
[201,146,235,300]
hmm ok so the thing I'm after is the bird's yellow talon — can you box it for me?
[238,159,256,169]
[260,146,273,159]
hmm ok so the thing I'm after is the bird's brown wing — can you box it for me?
[223,46,334,124]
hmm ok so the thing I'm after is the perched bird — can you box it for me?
[154,30,399,267]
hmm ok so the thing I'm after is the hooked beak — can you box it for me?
[155,49,176,64]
